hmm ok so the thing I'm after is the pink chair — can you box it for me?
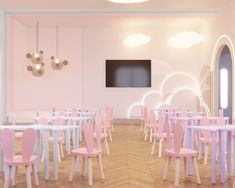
[163,123,201,187]
[144,107,155,143]
[1,128,39,188]
[96,113,110,155]
[198,117,226,164]
[69,123,104,185]
[104,108,113,142]
[151,113,167,158]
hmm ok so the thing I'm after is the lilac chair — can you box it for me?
[1,128,39,188]
[163,123,201,187]
[69,123,104,185]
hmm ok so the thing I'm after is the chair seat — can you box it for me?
[5,155,37,166]
[71,147,102,157]
[153,132,167,138]
[93,132,108,138]
[166,148,198,158]
[200,137,219,144]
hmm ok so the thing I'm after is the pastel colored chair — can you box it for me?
[151,113,167,158]
[104,108,113,142]
[98,113,110,155]
[163,123,201,187]
[1,128,39,188]
[69,123,104,185]
[144,108,155,143]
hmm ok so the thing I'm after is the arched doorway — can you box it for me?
[211,35,235,120]
[218,46,232,121]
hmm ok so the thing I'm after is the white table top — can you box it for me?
[188,125,235,131]
[34,116,91,121]
[0,124,80,131]
[170,116,229,121]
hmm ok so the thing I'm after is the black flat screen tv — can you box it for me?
[106,59,151,87]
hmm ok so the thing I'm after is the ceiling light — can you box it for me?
[124,33,151,47]
[26,21,45,77]
[108,0,148,3]
[168,31,205,48]
[51,25,68,70]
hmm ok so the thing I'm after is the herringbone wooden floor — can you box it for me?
[0,124,234,187]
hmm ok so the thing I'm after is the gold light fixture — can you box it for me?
[26,21,45,76]
[51,25,68,70]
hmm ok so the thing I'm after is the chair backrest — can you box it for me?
[166,119,172,150]
[143,106,149,123]
[218,109,224,117]
[1,129,15,161]
[216,117,226,126]
[22,128,36,161]
[173,123,184,153]
[83,123,95,153]
[102,112,109,133]
[52,117,66,125]
[157,113,165,134]
[200,117,211,139]
[38,117,49,125]
[94,115,102,150]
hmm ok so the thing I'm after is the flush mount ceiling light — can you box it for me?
[168,31,205,48]
[26,21,45,77]
[51,25,68,70]
[108,0,148,3]
[124,33,151,47]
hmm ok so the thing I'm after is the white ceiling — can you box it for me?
[1,0,222,12]
[5,0,224,27]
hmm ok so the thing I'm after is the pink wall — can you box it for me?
[10,19,83,112]
[8,12,230,118]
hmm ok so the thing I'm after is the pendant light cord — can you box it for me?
[36,21,39,52]
[56,25,59,58]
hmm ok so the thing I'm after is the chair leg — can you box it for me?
[183,158,187,176]
[193,157,201,184]
[57,143,61,162]
[204,144,208,165]
[12,166,17,186]
[69,156,76,182]
[198,143,202,160]
[104,138,110,155]
[4,166,11,188]
[60,142,64,158]
[33,164,39,186]
[87,158,93,185]
[163,156,171,181]
[41,147,45,163]
[97,155,104,179]
[158,139,163,158]
[25,165,32,188]
[108,129,113,142]
[144,128,148,141]
[81,157,85,176]
[150,128,153,143]
[151,138,156,155]
[175,158,180,187]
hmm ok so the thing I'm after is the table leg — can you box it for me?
[44,129,50,180]
[227,131,232,175]
[53,130,58,180]
[211,131,217,184]
[219,130,226,183]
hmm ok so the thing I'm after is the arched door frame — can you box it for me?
[211,34,235,117]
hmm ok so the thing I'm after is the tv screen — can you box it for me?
[106,59,151,87]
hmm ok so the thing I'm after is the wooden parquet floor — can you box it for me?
[0,124,234,188]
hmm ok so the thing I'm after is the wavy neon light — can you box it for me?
[127,102,143,118]
[160,72,200,95]
[141,90,162,104]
